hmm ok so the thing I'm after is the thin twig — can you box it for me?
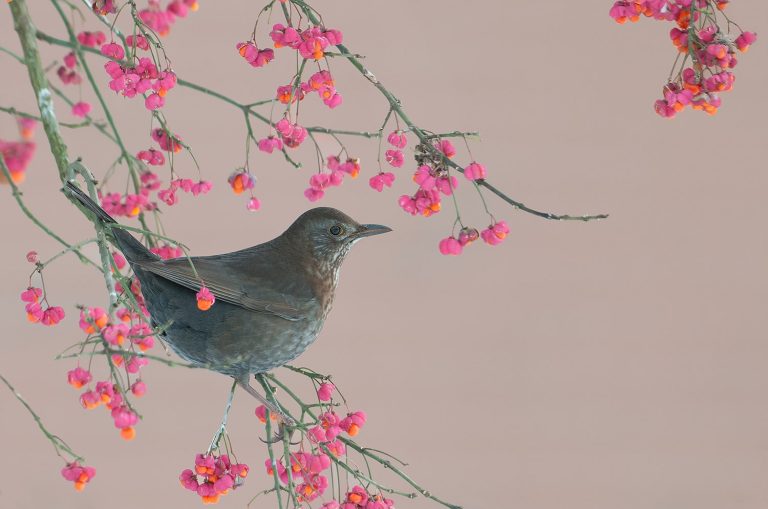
[0,371,84,462]
[0,155,100,270]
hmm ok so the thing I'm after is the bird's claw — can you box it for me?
[259,432,282,445]
[259,420,296,444]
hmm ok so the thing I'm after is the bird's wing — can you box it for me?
[132,256,307,321]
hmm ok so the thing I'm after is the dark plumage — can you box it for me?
[65,181,390,416]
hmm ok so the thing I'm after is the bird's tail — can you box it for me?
[64,180,155,262]
[65,180,117,225]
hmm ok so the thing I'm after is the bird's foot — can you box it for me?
[259,422,297,445]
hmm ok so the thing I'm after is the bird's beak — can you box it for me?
[355,224,392,238]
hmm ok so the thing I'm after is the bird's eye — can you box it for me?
[329,225,344,236]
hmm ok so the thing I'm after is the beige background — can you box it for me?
[2,1,768,508]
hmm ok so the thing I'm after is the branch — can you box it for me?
[0,105,95,129]
[33,28,607,222]
[56,348,201,369]
[0,371,84,462]
[8,0,69,178]
[267,373,462,509]
[291,0,607,222]
[67,160,120,308]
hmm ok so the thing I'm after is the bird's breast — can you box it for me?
[303,259,341,318]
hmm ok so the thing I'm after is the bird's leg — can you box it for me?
[256,373,300,445]
[236,375,296,429]
[207,379,237,454]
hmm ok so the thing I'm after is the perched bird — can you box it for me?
[65,181,390,420]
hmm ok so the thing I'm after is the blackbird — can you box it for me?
[65,181,390,419]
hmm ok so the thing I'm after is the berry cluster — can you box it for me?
[609,0,757,117]
[273,70,343,109]
[73,304,156,440]
[323,486,395,509]
[60,462,96,492]
[151,243,184,260]
[236,20,346,183]
[227,169,260,211]
[79,379,140,440]
[179,453,249,504]
[196,286,215,311]
[138,0,199,37]
[20,287,65,326]
[304,156,361,202]
[102,43,178,111]
[100,128,210,218]
[0,118,36,184]
[57,50,82,85]
[270,24,343,61]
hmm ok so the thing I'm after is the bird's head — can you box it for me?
[284,207,391,272]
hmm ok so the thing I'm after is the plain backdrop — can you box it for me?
[2,1,768,508]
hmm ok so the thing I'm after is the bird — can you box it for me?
[64,180,391,422]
